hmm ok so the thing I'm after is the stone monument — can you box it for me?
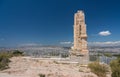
[70,10,89,64]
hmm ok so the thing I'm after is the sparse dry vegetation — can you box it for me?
[0,50,23,70]
[88,62,109,77]
[53,60,59,64]
[83,75,94,77]
[110,58,120,77]
[0,52,11,70]
[39,73,45,77]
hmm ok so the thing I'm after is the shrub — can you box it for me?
[0,52,11,70]
[0,50,24,71]
[110,58,120,77]
[12,50,24,56]
[89,55,98,61]
[61,53,69,58]
[0,61,9,70]
[104,53,112,57]
[53,60,59,64]
[88,62,109,77]
[39,74,45,77]
[79,69,84,72]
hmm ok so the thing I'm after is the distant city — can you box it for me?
[0,45,120,55]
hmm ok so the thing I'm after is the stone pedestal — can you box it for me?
[69,49,89,65]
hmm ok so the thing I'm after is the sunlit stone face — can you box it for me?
[73,10,88,54]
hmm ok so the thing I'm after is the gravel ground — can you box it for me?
[0,57,98,77]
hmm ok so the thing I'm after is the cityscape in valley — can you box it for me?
[0,0,120,77]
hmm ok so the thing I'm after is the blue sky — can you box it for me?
[0,0,120,47]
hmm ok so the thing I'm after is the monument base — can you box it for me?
[69,49,89,65]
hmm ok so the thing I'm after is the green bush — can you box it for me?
[89,55,98,61]
[0,50,24,70]
[12,50,24,56]
[110,58,120,77]
[88,62,109,77]
[113,54,120,58]
[0,52,11,70]
[104,53,112,57]
[61,53,69,58]
[39,74,45,77]
[0,61,9,70]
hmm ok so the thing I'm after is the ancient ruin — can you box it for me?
[70,10,89,64]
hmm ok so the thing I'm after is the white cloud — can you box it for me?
[60,41,73,44]
[88,41,120,46]
[99,31,111,36]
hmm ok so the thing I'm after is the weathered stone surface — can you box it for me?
[70,10,89,64]
[73,10,88,53]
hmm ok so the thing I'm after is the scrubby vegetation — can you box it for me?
[0,50,23,70]
[88,62,109,77]
[113,54,120,58]
[39,73,45,77]
[61,53,69,58]
[104,53,112,57]
[89,55,98,61]
[110,57,120,77]
[12,50,24,56]
[0,52,11,70]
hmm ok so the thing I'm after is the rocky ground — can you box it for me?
[0,57,98,77]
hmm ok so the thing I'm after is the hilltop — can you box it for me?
[0,57,97,77]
